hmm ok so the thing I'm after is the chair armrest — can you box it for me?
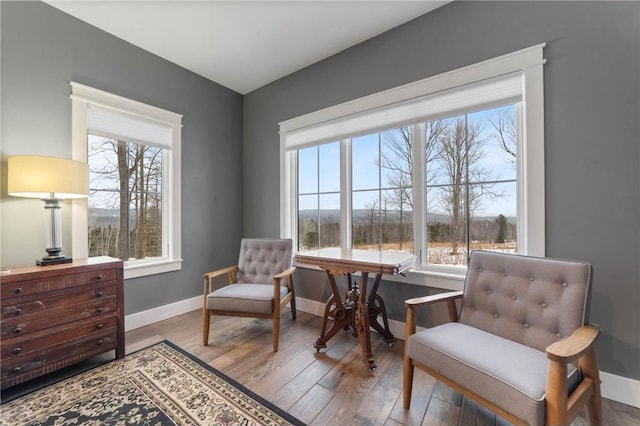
[273,266,296,281]
[404,290,464,337]
[545,324,601,424]
[405,291,464,309]
[204,265,238,280]
[546,324,600,364]
[203,266,238,295]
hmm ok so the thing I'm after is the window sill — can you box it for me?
[293,262,465,291]
[124,258,183,279]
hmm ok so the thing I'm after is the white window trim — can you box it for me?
[280,44,546,289]
[71,82,182,279]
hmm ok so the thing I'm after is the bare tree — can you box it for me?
[380,127,411,249]
[377,122,448,250]
[88,137,162,261]
[379,122,448,209]
[488,107,517,159]
[435,117,497,256]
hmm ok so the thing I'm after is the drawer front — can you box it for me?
[1,297,116,339]
[1,315,117,360]
[0,268,116,300]
[1,284,116,320]
[1,330,116,381]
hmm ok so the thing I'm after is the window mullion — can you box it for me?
[464,114,471,260]
[412,123,426,265]
[341,138,352,248]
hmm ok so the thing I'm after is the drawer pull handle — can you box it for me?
[96,323,104,330]
[95,275,104,281]
[12,327,22,335]
[97,339,105,346]
[13,307,22,316]
[96,291,104,298]
[12,347,21,355]
[96,307,104,314]
[13,287,22,295]
[12,366,22,374]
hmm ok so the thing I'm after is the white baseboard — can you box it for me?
[600,371,640,408]
[124,295,201,332]
[127,295,640,408]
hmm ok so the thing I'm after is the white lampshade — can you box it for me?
[8,155,89,199]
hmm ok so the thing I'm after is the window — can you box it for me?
[71,83,182,279]
[298,142,341,250]
[281,45,546,285]
[87,137,164,261]
[423,106,518,267]
[352,127,413,253]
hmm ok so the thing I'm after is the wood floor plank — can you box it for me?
[118,309,639,426]
[389,369,438,426]
[287,384,336,425]
[270,332,355,410]
[431,381,463,407]
[421,397,461,426]
[459,397,497,426]
[352,341,404,425]
[310,338,397,425]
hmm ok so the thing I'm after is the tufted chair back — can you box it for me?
[459,250,592,352]
[236,238,292,285]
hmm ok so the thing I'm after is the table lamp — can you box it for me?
[8,155,89,266]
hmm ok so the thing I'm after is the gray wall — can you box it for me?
[1,1,244,314]
[243,1,640,380]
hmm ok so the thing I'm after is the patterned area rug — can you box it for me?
[0,341,305,425]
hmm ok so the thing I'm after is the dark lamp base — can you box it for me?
[37,257,73,266]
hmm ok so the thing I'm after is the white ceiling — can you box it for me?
[45,1,449,94]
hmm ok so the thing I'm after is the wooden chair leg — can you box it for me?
[202,309,210,346]
[273,312,280,352]
[403,356,415,409]
[582,348,603,425]
[290,294,297,320]
[404,306,416,409]
[288,276,297,320]
[546,359,569,425]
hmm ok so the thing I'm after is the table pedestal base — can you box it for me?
[314,271,395,372]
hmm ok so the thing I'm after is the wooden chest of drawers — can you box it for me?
[0,257,124,390]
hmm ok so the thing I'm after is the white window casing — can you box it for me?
[71,82,183,279]
[280,44,546,289]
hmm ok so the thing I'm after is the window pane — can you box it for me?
[380,127,412,190]
[352,190,380,250]
[88,135,163,262]
[381,189,413,253]
[425,104,518,267]
[469,181,517,253]
[297,144,340,250]
[88,136,120,258]
[426,184,468,266]
[319,142,340,193]
[352,133,379,191]
[469,105,517,181]
[298,146,318,194]
[319,193,340,248]
[298,194,318,251]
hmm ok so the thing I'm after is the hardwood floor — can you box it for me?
[125,309,639,426]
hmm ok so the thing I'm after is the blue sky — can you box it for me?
[298,104,517,218]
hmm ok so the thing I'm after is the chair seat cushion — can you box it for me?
[206,283,289,314]
[408,322,578,426]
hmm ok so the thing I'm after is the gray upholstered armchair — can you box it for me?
[403,250,602,426]
[202,238,296,352]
